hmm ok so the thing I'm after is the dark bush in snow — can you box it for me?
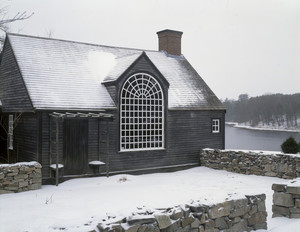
[281,137,299,154]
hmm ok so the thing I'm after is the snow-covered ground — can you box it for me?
[1,167,300,232]
[226,122,300,133]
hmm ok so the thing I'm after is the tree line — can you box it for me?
[223,93,300,128]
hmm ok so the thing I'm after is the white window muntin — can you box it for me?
[212,119,220,133]
[120,73,164,151]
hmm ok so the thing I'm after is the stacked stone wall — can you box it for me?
[97,194,267,232]
[0,161,42,194]
[200,149,300,179]
[272,184,300,218]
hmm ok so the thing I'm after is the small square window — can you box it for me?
[212,119,220,133]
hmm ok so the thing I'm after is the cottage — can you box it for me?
[0,30,225,183]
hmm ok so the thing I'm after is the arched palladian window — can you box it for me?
[120,73,164,151]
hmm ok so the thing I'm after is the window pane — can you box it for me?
[120,73,164,151]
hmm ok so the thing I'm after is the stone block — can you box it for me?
[292,194,300,199]
[227,220,247,232]
[272,184,286,192]
[154,214,171,229]
[14,174,28,180]
[7,172,18,177]
[263,164,273,172]
[257,201,266,212]
[181,216,195,227]
[203,229,219,232]
[208,201,232,219]
[5,185,18,191]
[233,217,240,223]
[24,167,36,173]
[247,212,267,226]
[127,215,156,225]
[191,219,200,228]
[177,225,190,232]
[229,198,250,218]
[295,199,300,207]
[138,223,159,232]
[249,205,258,215]
[286,186,300,195]
[103,224,122,232]
[192,213,206,224]
[204,219,215,230]
[265,171,277,177]
[199,225,204,232]
[289,207,300,214]
[284,172,297,179]
[189,229,198,232]
[290,214,300,219]
[215,217,228,230]
[169,209,183,220]
[19,181,29,188]
[0,173,4,179]
[0,189,13,194]
[253,222,267,230]
[272,205,290,216]
[273,192,294,207]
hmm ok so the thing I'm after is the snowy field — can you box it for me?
[1,167,300,232]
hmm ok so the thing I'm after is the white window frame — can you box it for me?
[120,73,164,151]
[212,119,220,133]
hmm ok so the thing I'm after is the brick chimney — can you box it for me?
[157,29,183,56]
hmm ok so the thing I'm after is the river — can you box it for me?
[225,124,300,152]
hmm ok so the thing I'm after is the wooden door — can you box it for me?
[63,118,88,175]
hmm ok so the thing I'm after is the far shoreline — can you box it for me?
[226,122,300,133]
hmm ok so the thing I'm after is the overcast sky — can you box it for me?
[3,0,300,100]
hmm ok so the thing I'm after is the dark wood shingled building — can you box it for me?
[0,29,226,183]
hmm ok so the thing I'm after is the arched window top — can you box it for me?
[121,73,163,100]
[120,73,164,151]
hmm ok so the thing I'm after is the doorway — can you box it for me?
[63,118,88,175]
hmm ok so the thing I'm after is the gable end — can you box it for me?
[0,37,34,112]
[104,52,169,105]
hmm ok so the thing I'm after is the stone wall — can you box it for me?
[200,149,300,179]
[0,161,42,194]
[97,194,267,232]
[272,184,300,218]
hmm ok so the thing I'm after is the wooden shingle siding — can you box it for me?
[167,110,225,164]
[40,112,50,177]
[0,40,33,112]
[100,110,224,173]
[14,113,37,162]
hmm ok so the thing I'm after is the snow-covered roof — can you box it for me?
[7,33,225,111]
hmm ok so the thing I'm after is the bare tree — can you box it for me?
[0,6,33,48]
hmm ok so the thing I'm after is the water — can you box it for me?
[225,125,300,152]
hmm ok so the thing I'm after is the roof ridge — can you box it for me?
[7,32,159,53]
